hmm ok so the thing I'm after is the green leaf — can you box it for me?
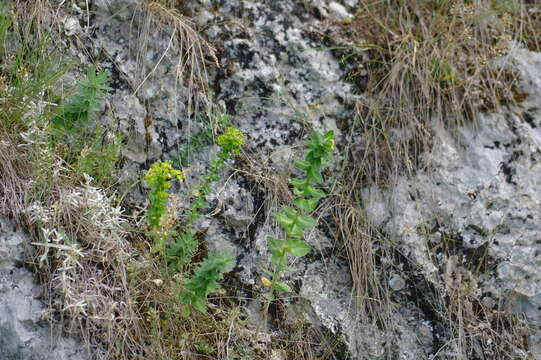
[268,236,286,257]
[294,160,311,171]
[193,297,207,313]
[281,206,298,217]
[306,167,324,184]
[287,239,311,257]
[273,209,294,229]
[290,178,308,188]
[293,197,318,212]
[297,213,317,229]
[273,281,292,293]
[306,186,326,199]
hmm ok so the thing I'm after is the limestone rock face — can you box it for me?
[0,217,89,360]
[364,48,541,358]
[90,0,541,358]
[8,0,541,358]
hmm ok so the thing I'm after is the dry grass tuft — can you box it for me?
[333,194,391,328]
[329,0,541,183]
[0,138,29,218]
[26,178,143,358]
[136,0,218,115]
[431,256,534,359]
[237,151,294,226]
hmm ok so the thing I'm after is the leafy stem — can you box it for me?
[166,127,246,272]
[264,130,335,307]
[171,126,245,313]
[144,161,184,254]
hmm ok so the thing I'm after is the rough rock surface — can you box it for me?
[364,47,541,358]
[87,0,433,358]
[0,216,89,360]
[37,0,541,359]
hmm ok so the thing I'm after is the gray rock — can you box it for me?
[328,2,353,20]
[389,274,406,291]
[62,16,81,36]
[363,47,541,358]
[0,216,90,360]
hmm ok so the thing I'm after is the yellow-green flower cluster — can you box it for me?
[145,160,184,186]
[216,127,246,156]
[145,161,184,230]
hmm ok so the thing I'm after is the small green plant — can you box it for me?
[216,127,246,156]
[49,66,123,185]
[165,231,199,271]
[431,60,458,90]
[194,340,215,355]
[75,131,123,185]
[173,126,245,313]
[52,66,112,135]
[166,126,245,271]
[179,251,234,314]
[264,130,335,301]
[0,2,67,136]
[145,160,184,253]
[171,113,233,168]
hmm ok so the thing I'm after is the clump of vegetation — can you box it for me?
[264,131,335,302]
[51,67,112,134]
[171,112,234,168]
[328,0,541,182]
[0,3,261,359]
[145,160,185,253]
[51,66,122,186]
[173,127,245,313]
[0,5,66,139]
[171,125,213,167]
[0,4,145,357]
[144,125,245,314]
[179,251,234,314]
[166,126,245,271]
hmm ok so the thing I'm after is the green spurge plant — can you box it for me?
[145,160,184,253]
[166,126,245,271]
[179,251,234,314]
[49,66,122,185]
[173,126,245,313]
[52,66,112,134]
[264,130,335,300]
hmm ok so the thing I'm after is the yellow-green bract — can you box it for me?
[145,161,184,230]
[216,127,246,156]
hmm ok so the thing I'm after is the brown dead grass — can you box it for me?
[318,1,541,358]
[433,256,533,359]
[0,138,28,218]
[136,0,218,116]
[327,0,541,183]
